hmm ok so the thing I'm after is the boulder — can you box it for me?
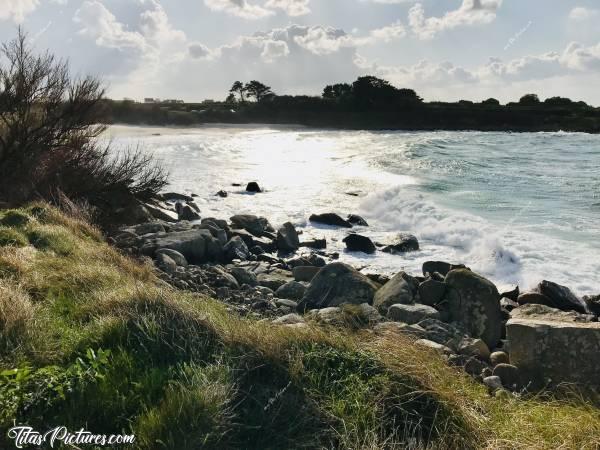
[418,279,446,306]
[144,203,178,222]
[517,292,554,308]
[373,322,426,338]
[216,190,228,198]
[381,234,419,254]
[230,267,258,287]
[300,238,327,249]
[416,318,467,350]
[230,215,272,237]
[535,280,589,314]
[583,294,600,316]
[178,204,201,221]
[415,339,453,356]
[388,304,440,324]
[246,182,262,193]
[309,213,352,228]
[422,261,466,277]
[223,236,250,261]
[373,272,419,313]
[272,314,305,325]
[160,192,193,202]
[298,262,378,310]
[347,214,369,227]
[500,286,520,302]
[292,266,321,282]
[277,222,300,253]
[342,234,376,254]
[490,351,510,366]
[276,281,307,301]
[463,357,489,377]
[506,304,600,390]
[257,269,294,291]
[156,248,188,267]
[492,364,520,390]
[483,376,504,392]
[201,218,229,230]
[457,338,491,361]
[156,253,177,274]
[275,299,299,309]
[445,269,503,349]
[146,229,213,264]
[132,223,165,235]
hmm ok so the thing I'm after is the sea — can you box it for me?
[108,125,600,296]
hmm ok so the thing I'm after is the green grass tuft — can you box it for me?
[0,227,28,248]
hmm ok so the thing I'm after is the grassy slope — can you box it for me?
[0,205,598,449]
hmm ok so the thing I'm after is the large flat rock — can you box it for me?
[506,304,600,390]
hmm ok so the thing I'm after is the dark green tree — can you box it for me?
[519,94,540,105]
[244,81,274,102]
[229,81,246,103]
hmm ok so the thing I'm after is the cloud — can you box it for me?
[409,0,502,40]
[568,6,599,21]
[188,42,214,59]
[0,0,39,23]
[264,0,310,16]
[203,0,273,19]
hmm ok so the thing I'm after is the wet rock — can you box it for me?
[535,280,589,314]
[347,214,369,227]
[342,234,376,254]
[202,218,229,230]
[276,281,307,301]
[246,182,262,193]
[298,262,378,310]
[507,304,600,389]
[309,213,352,228]
[156,248,188,267]
[160,192,194,202]
[277,222,300,253]
[216,190,228,198]
[500,286,520,302]
[223,236,250,261]
[230,215,272,237]
[445,269,503,349]
[418,279,446,306]
[490,351,510,366]
[583,294,600,316]
[422,261,466,277]
[373,272,419,313]
[300,238,327,249]
[178,204,201,221]
[381,234,419,254]
[388,304,440,324]
[292,266,321,282]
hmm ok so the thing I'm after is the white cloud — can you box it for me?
[409,0,502,40]
[0,0,39,23]
[188,42,214,59]
[568,6,599,21]
[264,0,310,16]
[204,0,273,19]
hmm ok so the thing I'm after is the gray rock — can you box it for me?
[257,269,294,291]
[133,223,165,235]
[156,253,177,274]
[416,318,467,351]
[492,364,520,390]
[299,262,378,310]
[276,281,307,301]
[275,299,299,309]
[230,267,258,287]
[463,357,489,376]
[309,213,352,228]
[381,234,419,254]
[418,279,446,306]
[506,304,600,390]
[160,192,194,202]
[457,338,491,361]
[156,248,188,267]
[347,214,369,227]
[277,222,300,253]
[300,239,327,249]
[342,234,376,254]
[373,271,419,313]
[292,266,321,282]
[415,339,453,356]
[422,261,466,277]
[144,203,179,222]
[178,205,200,221]
[490,351,510,366]
[272,313,305,325]
[535,280,589,314]
[147,229,213,264]
[230,214,272,237]
[388,304,440,324]
[374,322,427,338]
[246,182,262,193]
[202,217,228,230]
[483,376,504,392]
[445,269,503,349]
[223,236,250,261]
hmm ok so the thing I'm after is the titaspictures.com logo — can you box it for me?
[7,426,135,448]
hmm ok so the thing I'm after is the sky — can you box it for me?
[1,0,600,104]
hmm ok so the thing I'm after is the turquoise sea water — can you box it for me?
[110,125,600,295]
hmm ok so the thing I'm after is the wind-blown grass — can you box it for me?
[0,204,598,449]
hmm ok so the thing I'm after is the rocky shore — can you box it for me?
[109,188,600,396]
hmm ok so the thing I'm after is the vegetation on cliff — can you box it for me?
[0,205,599,449]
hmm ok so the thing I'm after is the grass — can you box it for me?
[0,204,598,449]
